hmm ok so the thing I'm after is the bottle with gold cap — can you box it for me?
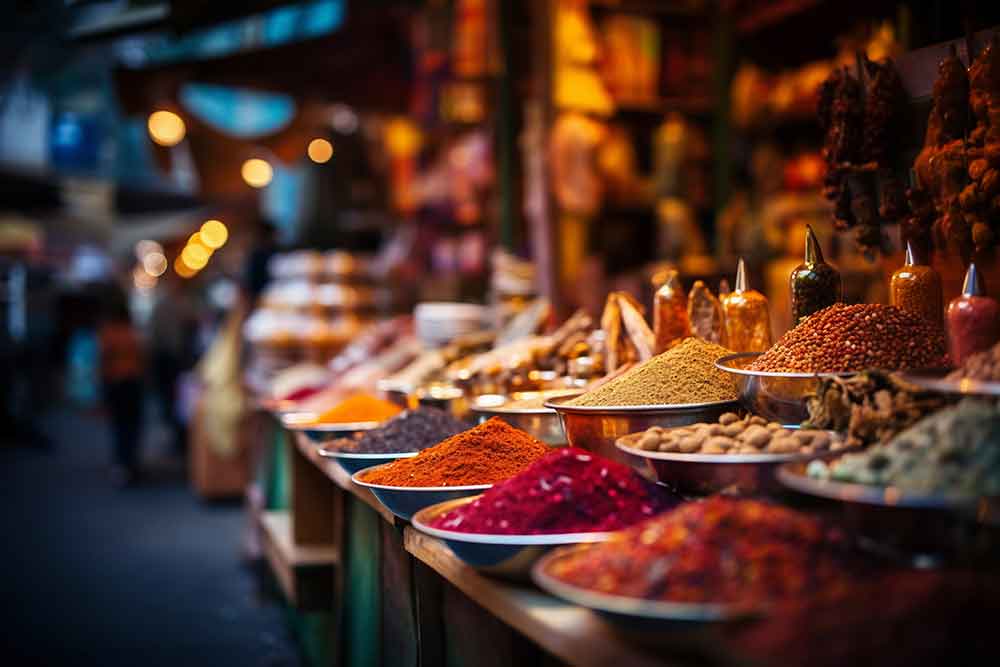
[721,258,772,352]
[789,225,842,326]
[653,269,691,353]
[890,242,942,327]
[687,280,725,345]
[946,263,1000,366]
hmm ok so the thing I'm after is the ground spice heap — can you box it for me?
[358,417,549,487]
[311,394,402,424]
[331,407,471,454]
[749,304,947,374]
[546,497,848,606]
[430,448,675,534]
[568,337,737,406]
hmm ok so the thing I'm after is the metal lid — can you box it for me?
[734,258,748,292]
[904,241,915,267]
[961,263,985,297]
[804,225,825,264]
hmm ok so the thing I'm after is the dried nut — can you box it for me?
[748,415,768,426]
[737,445,759,454]
[702,441,726,454]
[638,433,661,451]
[766,422,783,431]
[672,428,692,438]
[723,422,745,437]
[811,433,831,450]
[708,424,726,436]
[647,426,666,436]
[772,429,791,440]
[767,437,800,454]
[793,431,814,445]
[705,436,736,452]
[718,412,740,425]
[677,436,702,453]
[659,439,679,452]
[742,425,771,448]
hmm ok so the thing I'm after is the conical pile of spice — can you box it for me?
[430,448,676,535]
[358,417,549,487]
[568,337,737,407]
[329,407,472,454]
[310,393,402,424]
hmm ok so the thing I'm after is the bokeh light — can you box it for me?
[142,251,168,277]
[181,244,210,270]
[199,220,228,249]
[241,158,273,188]
[307,138,333,163]
[147,110,186,147]
[174,256,197,278]
[133,265,157,290]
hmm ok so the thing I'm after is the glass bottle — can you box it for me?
[721,258,772,352]
[890,242,943,326]
[687,280,725,345]
[946,263,1000,366]
[789,225,842,326]
[653,269,690,353]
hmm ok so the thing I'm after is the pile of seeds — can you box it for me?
[567,338,737,407]
[329,407,471,454]
[621,412,847,455]
[749,304,947,373]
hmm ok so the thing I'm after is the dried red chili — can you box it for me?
[430,448,676,534]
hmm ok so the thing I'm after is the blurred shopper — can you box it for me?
[149,276,197,456]
[98,293,144,483]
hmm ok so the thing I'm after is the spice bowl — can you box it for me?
[411,496,612,580]
[316,446,418,476]
[616,436,840,496]
[545,395,740,465]
[715,353,856,425]
[351,464,491,521]
[469,391,580,446]
[280,411,381,444]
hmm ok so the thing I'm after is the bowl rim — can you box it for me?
[543,394,741,414]
[351,462,494,492]
[777,460,993,509]
[411,495,616,545]
[470,391,586,415]
[615,438,838,464]
[531,545,758,622]
[282,416,382,432]
[715,352,860,379]
[317,446,420,461]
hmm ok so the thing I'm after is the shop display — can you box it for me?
[623,412,846,455]
[687,280,724,345]
[889,242,943,326]
[309,394,403,425]
[946,263,1000,367]
[429,448,674,535]
[947,339,1000,382]
[720,259,772,353]
[749,304,947,373]
[327,408,471,454]
[805,370,951,449]
[544,497,848,606]
[807,400,1000,496]
[789,225,842,326]
[652,269,691,353]
[567,338,737,407]
[357,417,549,487]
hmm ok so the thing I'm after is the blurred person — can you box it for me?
[243,219,278,305]
[98,292,144,483]
[148,274,197,456]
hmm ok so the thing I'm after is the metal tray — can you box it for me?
[351,463,490,521]
[411,496,611,580]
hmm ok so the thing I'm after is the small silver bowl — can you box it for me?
[778,461,1000,566]
[616,436,839,496]
[280,411,380,444]
[316,446,418,476]
[715,353,856,425]
[544,395,740,464]
[532,545,757,632]
[351,463,490,521]
[469,392,580,446]
[411,496,611,580]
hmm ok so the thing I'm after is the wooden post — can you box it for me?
[290,437,336,545]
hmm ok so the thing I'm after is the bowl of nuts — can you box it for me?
[616,412,847,495]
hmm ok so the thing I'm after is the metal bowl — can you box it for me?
[616,435,840,496]
[469,392,580,446]
[532,545,757,632]
[351,463,490,521]
[411,496,611,580]
[715,353,857,425]
[778,461,1000,566]
[544,395,740,464]
[316,446,418,476]
[898,368,1000,397]
[280,411,380,444]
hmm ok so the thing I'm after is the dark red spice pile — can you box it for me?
[429,448,676,534]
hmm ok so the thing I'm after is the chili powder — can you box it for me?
[430,448,676,534]
[358,417,549,487]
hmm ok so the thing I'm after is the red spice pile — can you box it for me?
[546,497,848,606]
[430,448,676,534]
[359,417,549,487]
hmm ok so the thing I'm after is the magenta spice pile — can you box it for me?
[430,448,675,535]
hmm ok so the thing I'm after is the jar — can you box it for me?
[890,242,942,326]
[946,263,1000,366]
[653,269,690,353]
[721,259,772,352]
[789,225,842,326]
[687,280,725,344]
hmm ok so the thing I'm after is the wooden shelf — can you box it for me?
[258,510,338,611]
[403,528,716,667]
